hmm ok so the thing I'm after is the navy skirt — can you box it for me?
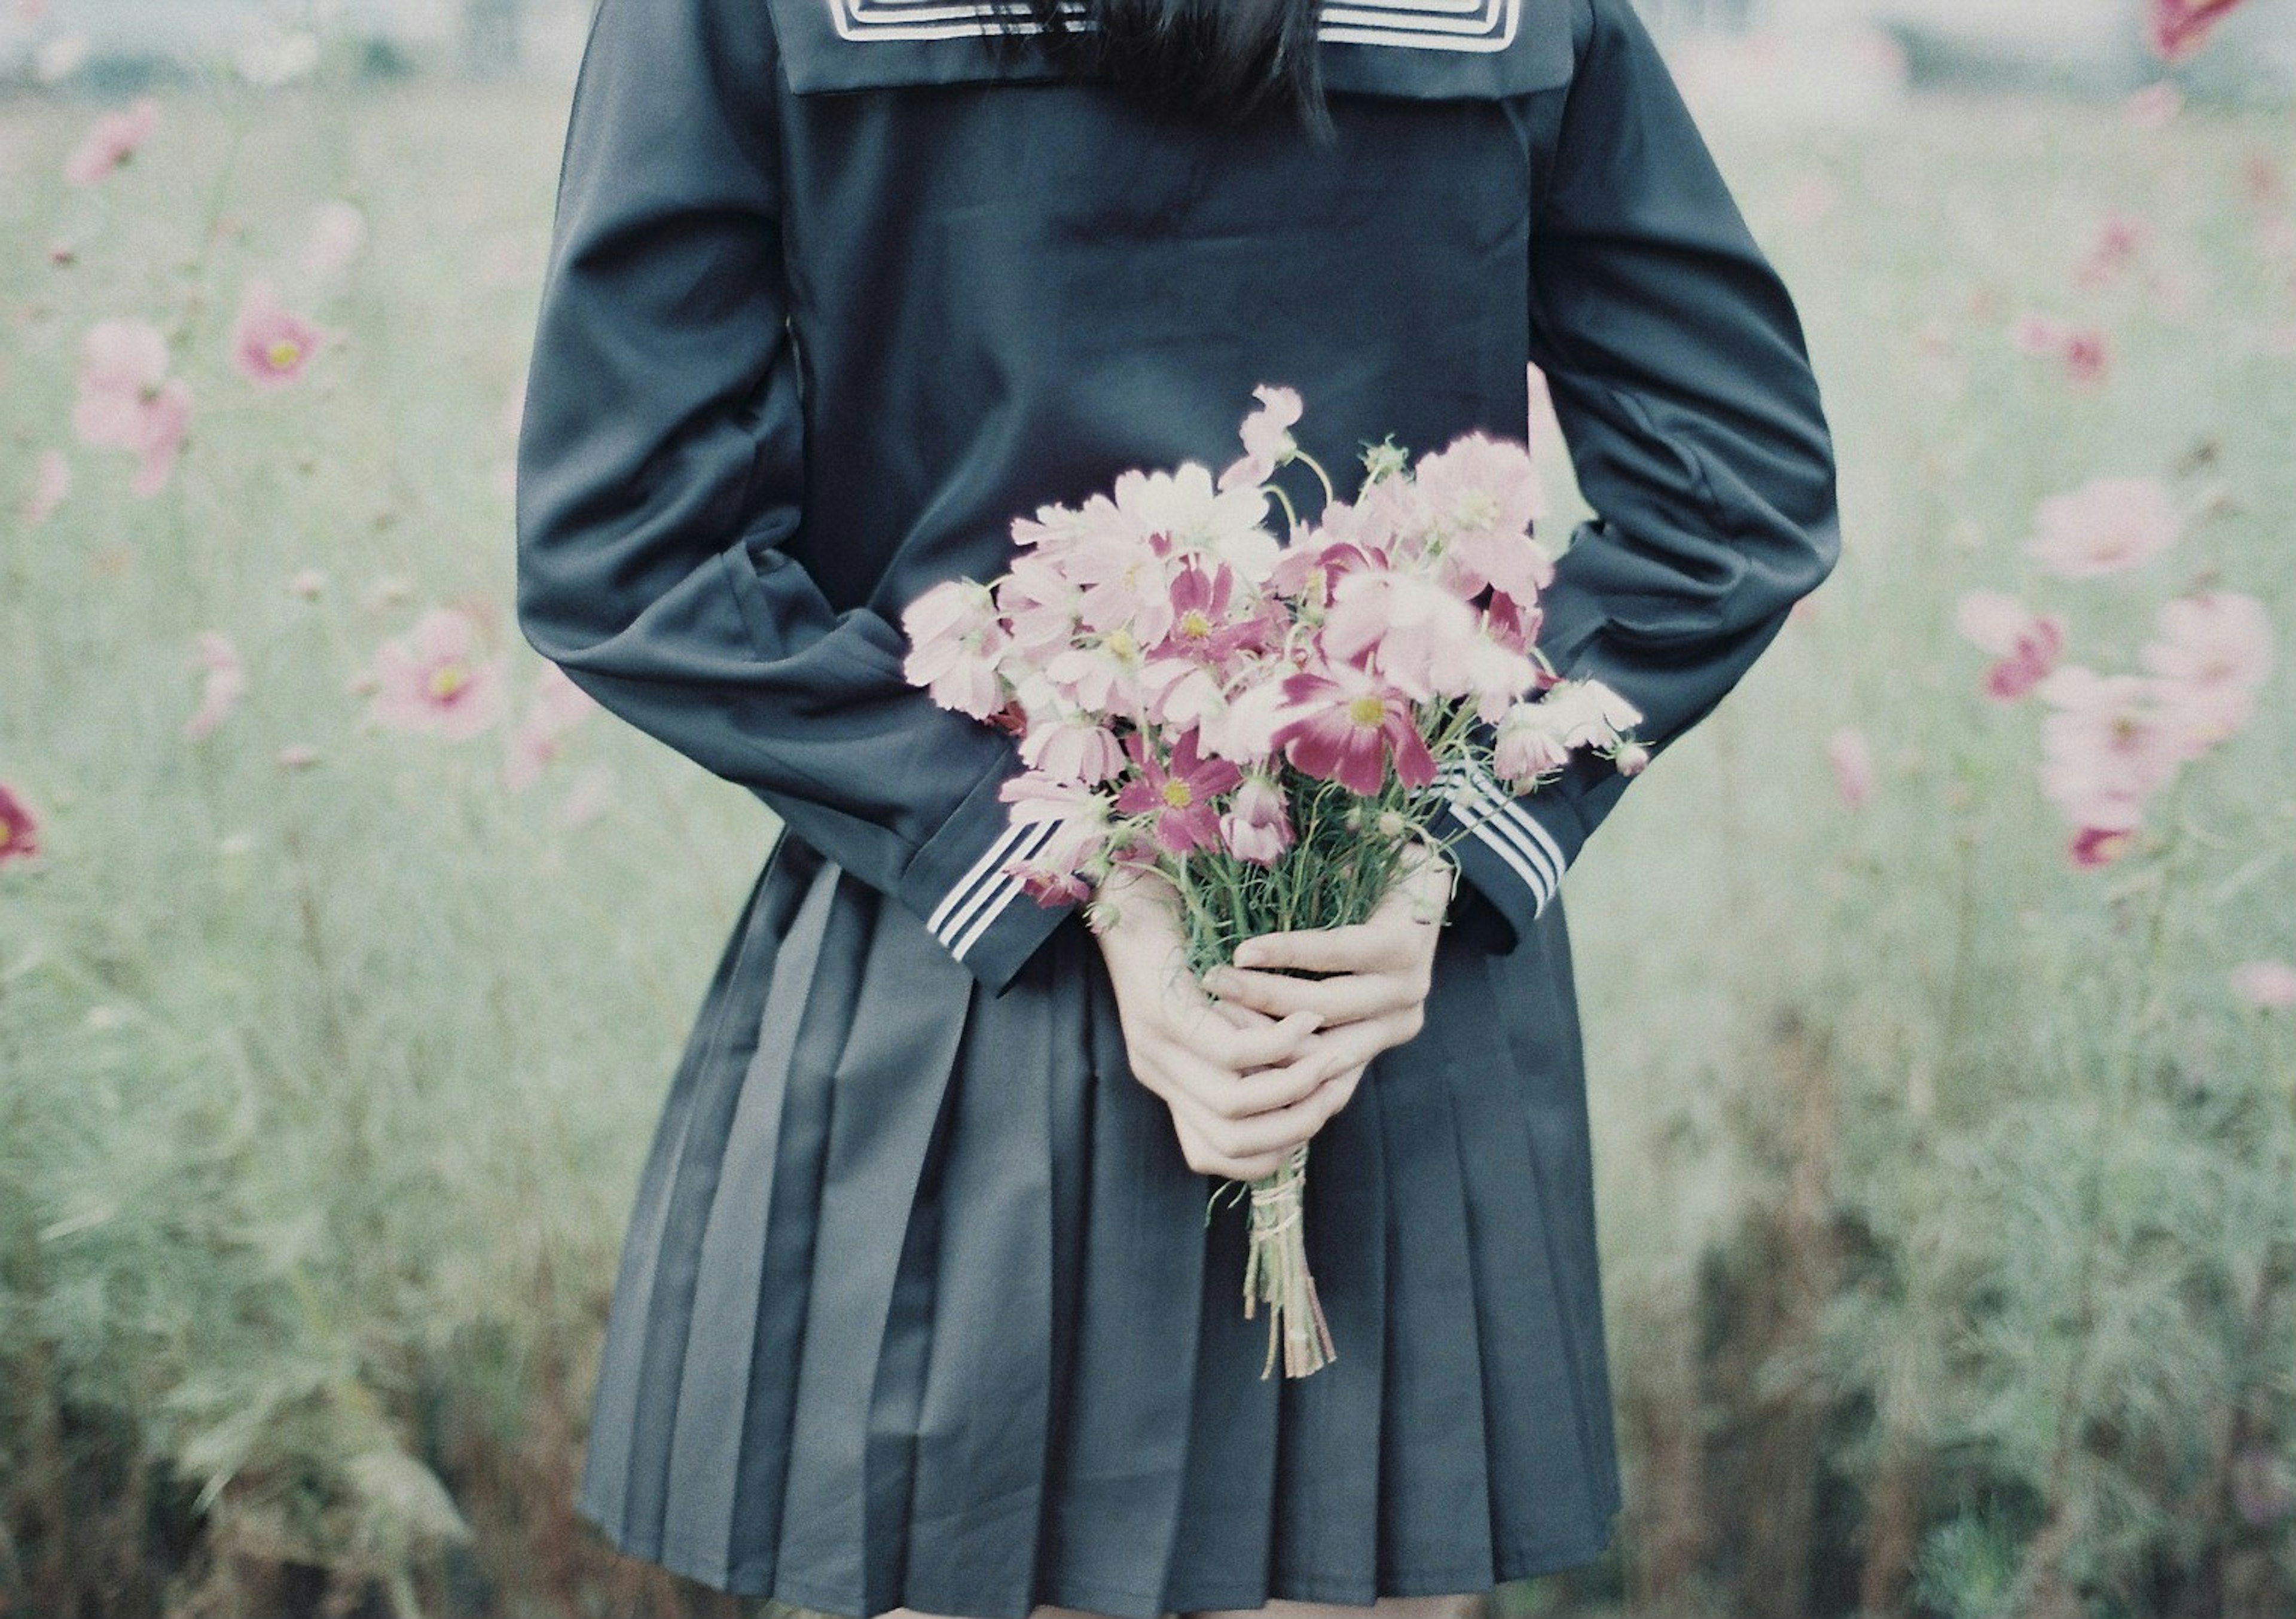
[574,830,1622,1618]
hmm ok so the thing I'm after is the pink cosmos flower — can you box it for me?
[231,279,328,388]
[1322,568,1539,720]
[2036,666,2182,834]
[2150,0,2248,61]
[184,631,246,741]
[2026,476,2182,578]
[2011,312,2067,356]
[1019,714,1126,786]
[1492,699,1573,788]
[22,449,69,526]
[2141,592,2273,757]
[503,662,599,789]
[2124,81,2185,127]
[1218,384,1303,493]
[63,98,157,185]
[1271,662,1437,797]
[2075,213,2150,289]
[1113,731,1242,856]
[1219,774,1294,866]
[71,319,191,497]
[1152,562,1271,669]
[2060,328,2112,386]
[361,607,507,740]
[902,579,1009,720]
[1195,670,1294,769]
[1265,527,1384,612]
[2231,959,2296,1011]
[1110,463,1281,582]
[999,774,1115,904]
[1954,589,2068,701]
[0,783,38,866]
[1828,726,1874,810]
[1413,432,1551,605]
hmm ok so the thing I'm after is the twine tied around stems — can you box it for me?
[1217,1139,1338,1378]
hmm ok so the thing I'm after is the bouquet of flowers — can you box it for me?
[902,387,1642,1377]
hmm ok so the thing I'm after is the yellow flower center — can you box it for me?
[1180,609,1213,640]
[1347,695,1387,726]
[267,338,302,370]
[0,823,12,849]
[1107,628,1138,662]
[430,664,468,700]
[1161,779,1195,810]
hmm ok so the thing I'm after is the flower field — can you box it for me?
[2,50,2293,1619]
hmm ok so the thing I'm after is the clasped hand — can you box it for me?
[1089,852,1452,1182]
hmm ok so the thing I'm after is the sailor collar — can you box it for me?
[763,0,1577,99]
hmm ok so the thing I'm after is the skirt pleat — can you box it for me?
[575,833,1621,1618]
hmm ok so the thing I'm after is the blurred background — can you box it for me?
[2,1,2294,1615]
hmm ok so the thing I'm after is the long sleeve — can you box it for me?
[1433,0,1842,949]
[513,0,1074,993]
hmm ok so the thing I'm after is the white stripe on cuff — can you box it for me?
[930,818,1061,961]
[1437,762,1564,915]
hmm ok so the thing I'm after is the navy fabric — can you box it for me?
[514,0,1839,1609]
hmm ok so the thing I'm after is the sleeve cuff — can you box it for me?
[1430,758,1588,953]
[897,756,1079,995]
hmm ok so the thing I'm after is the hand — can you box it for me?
[1090,863,1355,1182]
[1201,845,1452,1104]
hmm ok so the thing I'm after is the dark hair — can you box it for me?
[997,0,1335,139]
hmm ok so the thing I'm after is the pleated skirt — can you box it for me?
[575,829,1622,1619]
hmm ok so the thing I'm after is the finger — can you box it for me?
[1231,922,1414,975]
[1170,1112,1289,1183]
[1181,1007,1323,1071]
[1205,965,1416,1026]
[1197,1045,1349,1120]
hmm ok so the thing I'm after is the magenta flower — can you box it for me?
[2060,328,2112,386]
[0,783,38,867]
[1271,662,1437,797]
[1955,589,2067,701]
[2026,476,2182,578]
[1217,384,1303,493]
[361,607,507,740]
[2141,592,2273,757]
[71,319,191,497]
[63,98,158,186]
[184,631,246,741]
[1114,731,1241,856]
[2069,826,2135,869]
[2150,0,2248,62]
[231,280,328,388]
[1152,562,1271,670]
[22,449,69,527]
[2231,959,2296,1012]
[1219,775,1294,866]
[1322,567,1534,717]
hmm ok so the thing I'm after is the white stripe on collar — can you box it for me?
[829,0,1522,55]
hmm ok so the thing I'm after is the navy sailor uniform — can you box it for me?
[511,0,1840,1609]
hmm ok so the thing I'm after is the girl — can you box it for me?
[512,0,1840,1614]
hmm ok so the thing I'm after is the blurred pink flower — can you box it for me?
[1218,774,1294,867]
[1413,431,1552,605]
[71,319,191,497]
[1114,731,1240,856]
[2026,476,2182,578]
[502,662,599,789]
[2231,959,2296,1012]
[2070,826,2135,869]
[286,568,328,599]
[62,97,157,185]
[2142,592,2273,755]
[2149,0,2249,62]
[0,783,38,866]
[1272,663,1437,796]
[1217,384,1303,493]
[2075,213,2150,289]
[2123,81,2185,127]
[230,279,327,387]
[275,743,322,771]
[999,773,1112,904]
[1955,589,2067,701]
[22,449,69,526]
[1323,566,1528,710]
[2011,312,2066,356]
[361,607,506,740]
[1493,699,1573,787]
[301,200,368,280]
[2060,328,2111,386]
[184,631,246,740]
[1827,726,1874,810]
[2037,666,2182,834]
